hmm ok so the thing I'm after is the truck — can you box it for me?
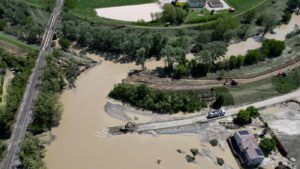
[207,108,226,119]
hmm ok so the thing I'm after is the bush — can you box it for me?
[190,148,199,156]
[186,155,195,162]
[234,109,252,125]
[259,138,276,156]
[282,10,292,24]
[209,139,218,147]
[244,49,265,65]
[59,37,71,50]
[19,135,46,169]
[246,106,260,118]
[262,39,285,58]
[217,157,224,166]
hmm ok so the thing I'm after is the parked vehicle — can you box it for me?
[207,108,225,119]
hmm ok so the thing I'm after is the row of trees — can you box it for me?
[0,49,35,138]
[162,38,285,78]
[161,4,188,24]
[29,52,65,134]
[109,83,207,114]
[216,39,285,71]
[18,134,46,169]
[61,19,168,62]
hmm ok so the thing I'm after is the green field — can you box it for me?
[228,78,279,105]
[225,0,267,12]
[0,32,38,53]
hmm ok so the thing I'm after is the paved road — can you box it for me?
[1,0,63,168]
[135,89,300,131]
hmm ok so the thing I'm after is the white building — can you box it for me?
[234,130,265,167]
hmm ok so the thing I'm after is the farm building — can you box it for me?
[208,0,223,8]
[234,130,265,167]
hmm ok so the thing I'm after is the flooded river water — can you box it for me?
[45,57,238,169]
[45,14,300,169]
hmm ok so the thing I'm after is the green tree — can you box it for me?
[259,138,276,156]
[162,4,177,24]
[175,63,188,78]
[287,0,300,11]
[19,135,46,169]
[30,92,62,134]
[135,47,146,70]
[59,37,71,51]
[235,109,251,125]
[246,106,260,118]
[262,39,285,58]
[176,7,187,24]
[261,15,278,37]
[244,49,265,65]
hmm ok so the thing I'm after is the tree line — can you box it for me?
[109,83,208,114]
[61,18,169,63]
[0,49,35,138]
[165,38,285,78]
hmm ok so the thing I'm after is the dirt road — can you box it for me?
[126,58,300,90]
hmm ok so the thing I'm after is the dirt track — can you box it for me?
[125,58,300,90]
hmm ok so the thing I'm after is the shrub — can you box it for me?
[259,138,276,156]
[262,39,285,58]
[186,155,195,162]
[190,148,199,156]
[217,157,224,166]
[59,37,71,51]
[234,109,252,125]
[282,10,292,24]
[244,49,265,65]
[209,139,218,147]
[246,106,260,118]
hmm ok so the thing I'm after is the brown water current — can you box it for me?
[45,57,239,169]
[43,13,300,169]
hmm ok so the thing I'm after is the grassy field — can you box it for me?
[225,0,266,12]
[228,78,279,105]
[0,32,38,53]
